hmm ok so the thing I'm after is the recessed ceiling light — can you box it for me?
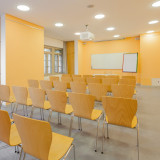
[148,20,159,24]
[146,30,155,33]
[95,14,105,19]
[17,5,30,11]
[152,1,160,7]
[106,27,115,31]
[74,32,81,35]
[55,23,64,27]
[114,35,120,38]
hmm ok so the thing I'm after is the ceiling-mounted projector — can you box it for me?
[80,25,95,41]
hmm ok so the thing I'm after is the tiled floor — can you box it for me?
[0,86,160,160]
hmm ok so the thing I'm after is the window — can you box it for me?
[44,46,63,75]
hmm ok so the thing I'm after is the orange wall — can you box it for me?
[5,14,44,87]
[66,41,74,74]
[78,38,140,82]
[140,32,160,85]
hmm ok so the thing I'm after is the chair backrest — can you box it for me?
[12,86,28,105]
[73,77,86,83]
[53,81,67,92]
[49,76,59,82]
[70,82,86,94]
[28,88,45,108]
[102,96,137,128]
[47,90,67,113]
[61,76,72,82]
[39,80,52,91]
[94,75,105,79]
[122,76,136,80]
[13,114,52,160]
[102,78,119,91]
[28,80,39,88]
[68,93,95,119]
[83,75,92,79]
[0,110,11,145]
[86,78,101,84]
[0,85,10,102]
[112,84,135,98]
[119,78,136,86]
[72,75,81,78]
[88,83,109,101]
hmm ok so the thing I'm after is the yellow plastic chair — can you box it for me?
[0,110,21,153]
[102,78,119,92]
[72,75,81,78]
[61,77,72,89]
[13,113,75,160]
[49,76,59,88]
[68,93,103,152]
[101,96,139,159]
[83,75,93,79]
[119,78,136,87]
[94,75,106,79]
[0,85,16,115]
[39,80,53,92]
[86,78,101,84]
[122,76,136,80]
[73,77,86,83]
[47,90,73,124]
[62,74,71,78]
[70,82,87,94]
[112,84,135,98]
[88,83,109,101]
[12,86,32,116]
[28,87,51,120]
[28,80,39,88]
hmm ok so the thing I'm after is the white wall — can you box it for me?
[44,36,63,48]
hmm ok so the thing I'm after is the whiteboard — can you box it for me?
[91,53,124,69]
[123,53,138,73]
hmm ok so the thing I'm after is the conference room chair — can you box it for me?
[0,110,21,154]
[83,75,93,79]
[70,82,87,94]
[28,87,51,120]
[61,74,71,78]
[101,96,139,159]
[0,85,16,115]
[28,79,39,88]
[72,75,82,78]
[122,75,136,80]
[49,76,59,87]
[12,86,32,116]
[53,81,67,92]
[86,77,101,84]
[119,78,136,87]
[39,80,53,92]
[13,113,75,160]
[102,78,119,92]
[111,84,135,98]
[47,90,73,124]
[88,83,109,101]
[73,77,86,83]
[94,75,106,79]
[68,93,103,152]
[61,76,72,89]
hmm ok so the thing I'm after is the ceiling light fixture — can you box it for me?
[75,32,81,35]
[148,20,159,24]
[55,23,64,27]
[17,5,30,11]
[114,35,120,38]
[106,27,115,31]
[146,30,155,33]
[95,14,105,19]
[152,1,160,7]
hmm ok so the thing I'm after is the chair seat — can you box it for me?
[26,98,32,106]
[65,104,73,114]
[91,109,102,120]
[9,124,21,146]
[105,115,137,128]
[44,101,51,110]
[48,132,73,160]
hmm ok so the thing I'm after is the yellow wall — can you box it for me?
[5,14,44,87]
[78,38,140,82]
[140,32,160,85]
[66,41,74,74]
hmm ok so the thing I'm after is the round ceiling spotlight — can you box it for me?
[146,30,155,33]
[148,20,159,24]
[113,35,120,38]
[17,5,30,11]
[95,14,105,19]
[74,32,81,35]
[152,1,160,7]
[55,23,64,27]
[106,27,115,31]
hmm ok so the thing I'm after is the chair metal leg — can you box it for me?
[137,119,139,160]
[95,114,102,152]
[42,109,45,120]
[15,146,17,153]
[23,105,25,116]
[25,106,28,116]
[48,110,52,122]
[78,117,80,130]
[15,103,18,113]
[58,113,62,125]
[69,114,74,137]
[40,109,42,120]
[19,148,23,160]
[80,118,82,131]
[106,122,109,139]
[0,101,2,109]
[23,152,26,160]
[101,117,106,154]
[63,144,75,160]
[30,106,34,118]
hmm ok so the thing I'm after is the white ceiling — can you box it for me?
[0,0,160,41]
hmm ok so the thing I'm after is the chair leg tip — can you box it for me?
[101,152,103,154]
[95,150,97,152]
[107,137,109,139]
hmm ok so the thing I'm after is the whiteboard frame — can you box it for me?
[122,53,138,73]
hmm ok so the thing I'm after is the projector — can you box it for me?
[80,31,95,41]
